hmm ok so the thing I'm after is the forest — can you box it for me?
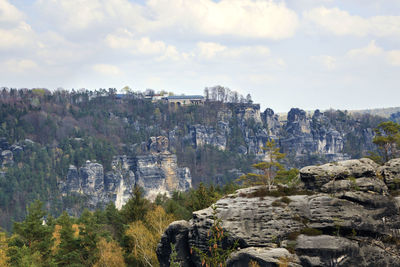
[0,183,238,266]
[0,87,396,266]
[0,87,256,230]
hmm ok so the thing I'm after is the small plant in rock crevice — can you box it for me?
[191,205,238,267]
[169,243,181,267]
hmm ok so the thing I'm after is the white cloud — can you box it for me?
[106,29,183,61]
[35,0,106,31]
[276,58,286,68]
[147,0,299,39]
[246,73,275,84]
[304,7,400,37]
[36,0,298,40]
[311,55,337,70]
[0,0,25,26]
[347,40,383,58]
[224,46,271,59]
[0,1,35,50]
[196,42,270,61]
[346,41,400,67]
[92,64,121,75]
[0,21,35,49]
[197,42,227,59]
[387,50,400,66]
[5,59,38,72]
[107,31,165,55]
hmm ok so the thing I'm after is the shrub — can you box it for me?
[191,205,238,267]
[286,241,297,254]
[287,231,300,241]
[271,200,284,207]
[300,228,322,236]
[280,196,291,204]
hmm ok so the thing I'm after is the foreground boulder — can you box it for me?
[157,158,400,266]
[378,158,400,190]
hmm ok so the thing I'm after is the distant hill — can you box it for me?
[348,107,400,118]
[277,107,400,120]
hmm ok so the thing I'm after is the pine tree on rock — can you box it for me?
[373,121,400,162]
[238,139,285,190]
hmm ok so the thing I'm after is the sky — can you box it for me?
[0,0,399,112]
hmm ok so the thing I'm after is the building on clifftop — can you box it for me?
[166,95,204,106]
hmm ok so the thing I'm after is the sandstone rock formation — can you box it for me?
[189,123,228,151]
[59,136,192,210]
[0,138,35,167]
[183,105,377,168]
[157,158,400,266]
[378,158,400,190]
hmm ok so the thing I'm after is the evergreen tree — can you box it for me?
[104,203,124,242]
[188,183,219,212]
[373,121,400,162]
[120,186,150,223]
[12,200,54,266]
[77,210,101,266]
[54,212,83,266]
[237,139,285,190]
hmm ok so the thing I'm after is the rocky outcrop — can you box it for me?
[0,138,32,167]
[378,158,400,190]
[299,158,379,190]
[262,108,281,138]
[1,150,13,167]
[189,123,228,151]
[135,153,191,200]
[157,158,400,266]
[185,105,378,168]
[59,161,108,208]
[280,108,350,166]
[60,136,192,209]
[147,136,169,153]
[227,247,301,267]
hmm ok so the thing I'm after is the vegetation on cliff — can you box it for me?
[0,88,254,229]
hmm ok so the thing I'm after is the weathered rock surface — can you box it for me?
[1,150,13,167]
[189,123,228,151]
[0,139,33,167]
[182,105,378,169]
[262,108,281,139]
[280,108,352,166]
[378,158,400,190]
[158,158,400,266]
[60,136,192,209]
[148,136,169,153]
[135,152,191,200]
[300,158,379,190]
[227,247,301,267]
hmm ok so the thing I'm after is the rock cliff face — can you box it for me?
[0,138,34,168]
[59,136,191,209]
[189,123,228,151]
[183,105,379,168]
[157,158,400,266]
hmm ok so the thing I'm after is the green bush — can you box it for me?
[300,228,323,236]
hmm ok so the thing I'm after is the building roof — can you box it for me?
[166,95,204,100]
